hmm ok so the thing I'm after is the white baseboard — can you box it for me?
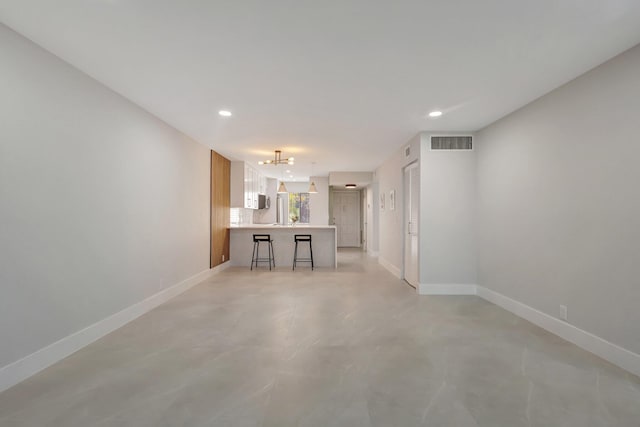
[378,256,401,279]
[476,286,640,378]
[0,261,230,393]
[418,283,477,295]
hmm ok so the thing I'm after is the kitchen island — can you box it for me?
[229,224,337,268]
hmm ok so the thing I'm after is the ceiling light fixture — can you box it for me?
[345,184,357,189]
[258,150,294,166]
[218,110,232,117]
[428,111,443,118]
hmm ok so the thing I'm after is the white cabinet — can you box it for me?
[231,161,266,209]
[252,167,258,209]
[245,163,252,208]
[259,175,266,195]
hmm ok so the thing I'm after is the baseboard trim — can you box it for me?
[0,261,230,393]
[378,256,401,279]
[418,283,477,295]
[476,286,640,378]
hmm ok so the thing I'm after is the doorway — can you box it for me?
[403,163,419,288]
[332,191,361,247]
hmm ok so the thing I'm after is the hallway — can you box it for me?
[0,250,638,426]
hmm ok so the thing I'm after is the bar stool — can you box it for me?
[293,234,314,271]
[251,234,275,270]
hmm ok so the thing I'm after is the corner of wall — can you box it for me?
[378,256,401,279]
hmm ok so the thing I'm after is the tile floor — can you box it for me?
[0,249,638,426]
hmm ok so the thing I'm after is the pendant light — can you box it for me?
[277,168,288,193]
[308,162,318,193]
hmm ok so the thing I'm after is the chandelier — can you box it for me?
[258,150,294,166]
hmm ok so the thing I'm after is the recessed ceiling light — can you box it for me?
[428,111,442,118]
[286,170,291,173]
[218,110,232,117]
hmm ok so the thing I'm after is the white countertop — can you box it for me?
[230,223,337,268]
[230,224,336,229]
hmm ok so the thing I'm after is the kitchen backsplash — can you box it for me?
[230,208,254,225]
[230,178,277,225]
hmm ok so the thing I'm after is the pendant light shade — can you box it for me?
[277,181,288,193]
[307,162,318,194]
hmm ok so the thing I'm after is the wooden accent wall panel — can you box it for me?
[211,150,230,268]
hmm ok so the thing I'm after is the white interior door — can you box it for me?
[333,191,361,247]
[404,163,419,287]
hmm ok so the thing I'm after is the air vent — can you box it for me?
[431,136,472,150]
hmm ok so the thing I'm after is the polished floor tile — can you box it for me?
[0,249,638,426]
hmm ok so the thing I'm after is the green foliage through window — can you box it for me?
[288,193,310,223]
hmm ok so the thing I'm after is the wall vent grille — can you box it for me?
[431,136,472,150]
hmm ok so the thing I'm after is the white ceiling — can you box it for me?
[2,1,640,180]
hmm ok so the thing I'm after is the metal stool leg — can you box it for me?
[251,241,257,270]
[309,241,314,270]
[268,240,272,271]
[270,240,275,268]
[293,241,298,270]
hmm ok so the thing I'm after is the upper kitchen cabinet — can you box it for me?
[230,161,266,209]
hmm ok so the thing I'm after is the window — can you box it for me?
[288,193,310,223]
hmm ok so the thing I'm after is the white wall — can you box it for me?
[476,44,640,354]
[0,25,210,369]
[280,179,329,225]
[328,172,373,187]
[375,135,420,276]
[375,150,403,273]
[419,133,476,286]
[374,132,476,287]
[281,182,311,193]
[366,183,379,255]
[309,176,329,225]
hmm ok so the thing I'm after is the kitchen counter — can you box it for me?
[230,224,336,229]
[229,224,337,268]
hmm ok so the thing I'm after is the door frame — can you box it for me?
[361,189,367,251]
[402,161,419,287]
